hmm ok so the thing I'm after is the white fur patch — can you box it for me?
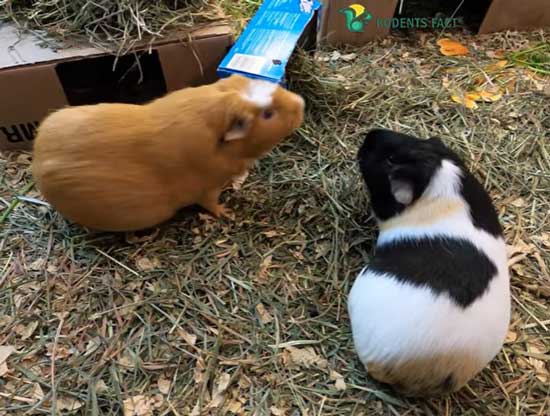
[349,158,510,385]
[348,266,509,373]
[242,79,277,107]
[423,160,463,199]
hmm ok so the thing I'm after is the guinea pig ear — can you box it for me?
[224,114,254,141]
[390,178,414,205]
[223,91,257,141]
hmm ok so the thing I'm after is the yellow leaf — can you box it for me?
[478,89,503,102]
[437,38,469,56]
[451,93,478,109]
[485,60,508,72]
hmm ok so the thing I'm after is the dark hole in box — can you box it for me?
[393,0,493,33]
[55,50,167,106]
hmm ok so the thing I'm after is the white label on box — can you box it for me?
[226,53,266,74]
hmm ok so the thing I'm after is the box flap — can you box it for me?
[0,23,102,70]
[479,0,550,34]
[158,33,233,91]
[217,0,321,84]
[0,22,232,70]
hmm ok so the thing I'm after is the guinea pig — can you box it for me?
[31,74,305,232]
[348,129,510,397]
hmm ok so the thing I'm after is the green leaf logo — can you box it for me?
[339,3,372,33]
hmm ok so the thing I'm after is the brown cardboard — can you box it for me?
[479,0,550,34]
[0,65,67,151]
[319,0,398,45]
[319,0,550,46]
[0,23,233,151]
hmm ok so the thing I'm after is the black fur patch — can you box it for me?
[357,129,442,221]
[459,172,502,237]
[357,129,503,237]
[369,236,498,308]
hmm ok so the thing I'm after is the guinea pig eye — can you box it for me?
[261,109,274,120]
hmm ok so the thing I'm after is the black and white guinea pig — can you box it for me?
[348,129,510,397]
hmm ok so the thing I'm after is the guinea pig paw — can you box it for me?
[231,170,250,191]
[209,204,235,221]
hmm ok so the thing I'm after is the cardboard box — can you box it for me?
[319,0,550,45]
[0,23,233,151]
[217,0,322,85]
[479,0,550,34]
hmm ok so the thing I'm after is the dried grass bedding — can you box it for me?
[1,1,550,414]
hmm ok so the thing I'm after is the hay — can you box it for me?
[1,25,550,416]
[509,43,550,75]
[0,0,229,53]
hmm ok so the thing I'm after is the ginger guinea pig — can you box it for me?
[31,74,304,232]
[348,129,510,397]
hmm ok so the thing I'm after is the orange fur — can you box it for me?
[379,198,464,231]
[31,75,304,231]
